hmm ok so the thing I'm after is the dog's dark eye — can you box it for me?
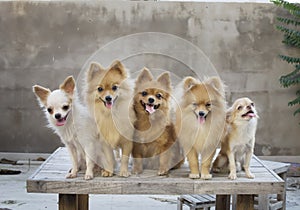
[192,102,198,106]
[206,103,211,107]
[141,91,147,96]
[156,93,162,99]
[112,85,118,91]
[237,106,243,110]
[98,87,103,92]
[251,103,254,107]
[62,105,69,111]
[47,108,53,114]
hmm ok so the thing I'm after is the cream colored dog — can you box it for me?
[175,76,226,179]
[213,97,258,180]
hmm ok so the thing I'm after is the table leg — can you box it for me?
[278,172,287,210]
[59,194,89,210]
[236,195,254,210]
[216,195,231,210]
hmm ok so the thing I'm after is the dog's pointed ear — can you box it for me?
[109,60,127,78]
[136,68,153,85]
[183,76,197,91]
[32,85,51,106]
[86,62,104,82]
[206,76,225,97]
[60,76,75,95]
[157,72,171,92]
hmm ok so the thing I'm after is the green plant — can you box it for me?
[271,0,300,118]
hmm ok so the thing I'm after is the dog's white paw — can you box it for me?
[66,173,77,179]
[119,170,131,177]
[101,170,113,177]
[246,172,255,179]
[84,174,93,180]
[189,173,200,179]
[158,169,169,176]
[228,172,237,180]
[201,173,212,180]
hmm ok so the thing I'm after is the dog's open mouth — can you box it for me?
[105,101,113,109]
[101,96,118,109]
[56,112,69,126]
[242,110,256,118]
[141,101,160,114]
[198,116,207,124]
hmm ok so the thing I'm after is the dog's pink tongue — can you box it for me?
[146,105,156,114]
[56,120,66,126]
[106,102,113,109]
[198,116,206,124]
[247,113,256,118]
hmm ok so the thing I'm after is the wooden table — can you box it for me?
[27,147,284,210]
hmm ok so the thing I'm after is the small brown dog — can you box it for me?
[132,68,182,175]
[213,97,258,180]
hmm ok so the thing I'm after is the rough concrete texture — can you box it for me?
[0,1,299,154]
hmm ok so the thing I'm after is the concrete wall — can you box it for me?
[0,1,299,155]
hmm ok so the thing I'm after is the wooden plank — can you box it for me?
[236,195,254,210]
[27,147,285,195]
[216,195,230,210]
[58,194,88,210]
[78,194,89,210]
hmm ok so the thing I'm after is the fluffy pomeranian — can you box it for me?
[84,60,134,177]
[132,68,183,175]
[33,76,107,180]
[175,76,226,179]
[212,97,258,180]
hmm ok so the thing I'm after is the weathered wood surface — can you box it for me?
[27,147,284,195]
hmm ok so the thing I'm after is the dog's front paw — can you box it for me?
[101,170,113,177]
[189,173,200,179]
[228,172,237,180]
[158,169,169,176]
[246,172,255,179]
[201,173,212,180]
[119,170,131,177]
[66,172,77,179]
[84,174,93,180]
[132,167,143,175]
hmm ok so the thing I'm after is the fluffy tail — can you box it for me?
[212,153,229,173]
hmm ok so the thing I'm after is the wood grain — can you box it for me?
[27,147,285,196]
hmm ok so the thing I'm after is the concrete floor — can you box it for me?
[0,161,300,210]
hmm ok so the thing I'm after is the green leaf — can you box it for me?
[277,17,300,26]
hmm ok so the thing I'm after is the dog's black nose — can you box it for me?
[148,97,155,104]
[55,113,61,119]
[105,96,112,102]
[199,111,205,117]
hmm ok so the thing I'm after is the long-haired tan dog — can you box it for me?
[213,97,258,180]
[84,60,134,177]
[175,76,226,179]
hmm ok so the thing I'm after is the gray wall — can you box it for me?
[0,1,299,155]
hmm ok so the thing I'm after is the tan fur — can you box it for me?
[132,68,183,175]
[84,60,134,177]
[175,76,226,179]
[212,97,258,180]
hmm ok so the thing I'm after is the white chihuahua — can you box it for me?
[33,76,109,180]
